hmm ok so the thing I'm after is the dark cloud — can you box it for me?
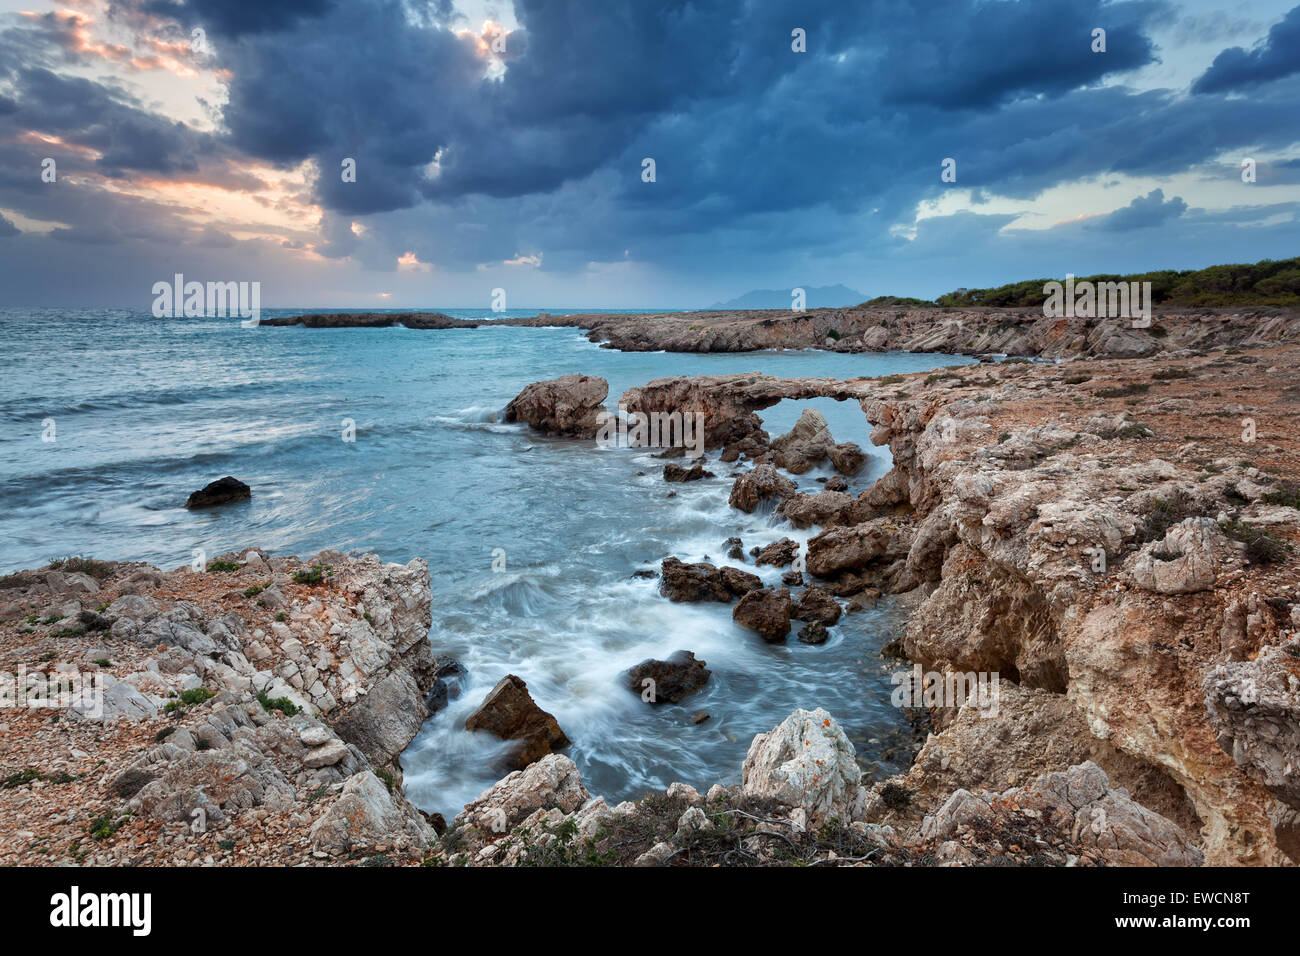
[136,0,334,38]
[1193,5,1300,93]
[1087,188,1188,231]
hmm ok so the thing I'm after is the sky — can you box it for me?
[0,0,1297,309]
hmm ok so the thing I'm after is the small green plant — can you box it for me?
[164,687,215,713]
[87,812,126,841]
[375,768,395,792]
[206,560,241,573]
[292,563,331,585]
[1,768,44,790]
[1219,520,1292,565]
[48,556,114,580]
[92,658,111,667]
[1261,481,1300,510]
[275,611,287,622]
[257,691,300,717]
[244,585,263,598]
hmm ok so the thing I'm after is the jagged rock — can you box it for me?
[797,622,829,645]
[771,409,837,474]
[504,374,609,438]
[1130,517,1224,594]
[829,442,866,475]
[464,675,569,771]
[824,476,848,492]
[454,753,590,833]
[1204,636,1300,810]
[732,587,791,641]
[806,522,892,576]
[664,463,714,482]
[791,586,841,626]
[185,476,251,509]
[659,557,760,602]
[728,463,797,513]
[309,770,433,855]
[918,762,1203,867]
[623,651,711,704]
[724,537,745,560]
[754,538,799,567]
[330,669,427,768]
[742,708,868,825]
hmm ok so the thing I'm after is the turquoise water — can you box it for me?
[0,307,972,814]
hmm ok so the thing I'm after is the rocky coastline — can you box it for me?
[269,304,1300,361]
[4,316,1299,866]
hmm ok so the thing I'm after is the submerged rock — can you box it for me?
[664,463,715,482]
[464,674,570,771]
[623,650,711,704]
[185,476,251,509]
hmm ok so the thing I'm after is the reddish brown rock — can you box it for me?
[754,538,799,568]
[504,374,609,438]
[623,651,712,704]
[792,585,842,626]
[659,557,760,602]
[732,587,792,641]
[464,675,570,771]
[728,463,797,513]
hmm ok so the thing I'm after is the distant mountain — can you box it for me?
[708,284,867,310]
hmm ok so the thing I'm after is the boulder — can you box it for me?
[771,409,836,474]
[659,557,760,602]
[728,463,797,513]
[742,708,868,825]
[732,587,792,641]
[806,522,892,577]
[464,675,570,771]
[309,770,433,855]
[776,490,858,529]
[754,538,799,568]
[797,621,829,645]
[664,463,714,482]
[623,651,711,704]
[504,374,609,438]
[330,668,428,768]
[829,442,866,475]
[185,476,251,509]
[454,753,590,833]
[792,585,842,626]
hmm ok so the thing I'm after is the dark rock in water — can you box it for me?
[754,537,799,568]
[724,537,745,561]
[504,374,609,438]
[797,621,829,645]
[792,585,842,626]
[829,442,866,476]
[185,476,251,509]
[659,557,760,603]
[664,463,715,482]
[654,446,687,459]
[732,587,792,641]
[422,811,448,834]
[623,650,711,704]
[691,711,710,725]
[631,569,657,580]
[728,463,797,513]
[824,476,848,492]
[464,674,569,771]
[425,656,465,714]
[782,571,804,587]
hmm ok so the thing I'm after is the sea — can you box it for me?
[0,306,975,817]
